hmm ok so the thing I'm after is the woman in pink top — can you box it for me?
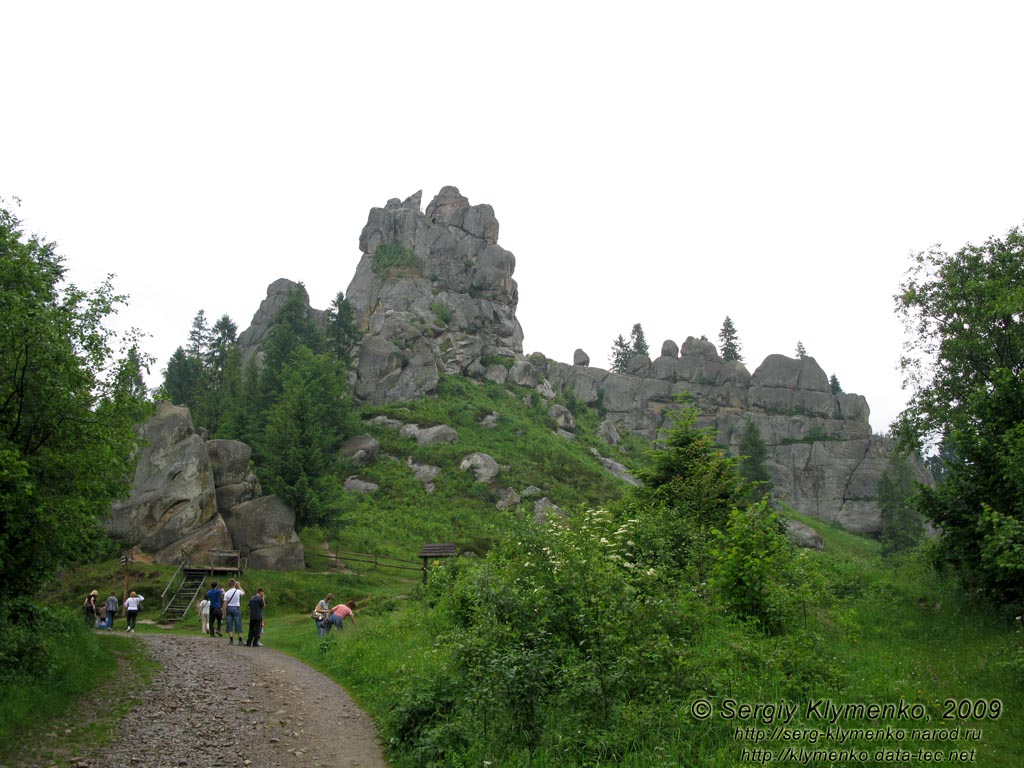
[327,600,357,632]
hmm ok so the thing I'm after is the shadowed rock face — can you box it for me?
[109,402,302,568]
[229,187,930,537]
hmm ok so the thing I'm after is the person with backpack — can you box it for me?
[104,592,119,631]
[223,579,245,645]
[206,582,224,637]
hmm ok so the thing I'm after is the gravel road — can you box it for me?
[14,633,390,768]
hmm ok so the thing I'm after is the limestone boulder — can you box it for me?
[401,423,460,446]
[341,434,381,467]
[108,403,228,560]
[344,476,380,493]
[221,495,305,571]
[786,519,824,550]
[407,458,442,493]
[110,403,304,569]
[206,439,252,487]
[549,404,576,431]
[460,452,500,483]
[216,473,262,513]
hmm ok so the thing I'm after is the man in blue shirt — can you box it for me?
[206,582,224,637]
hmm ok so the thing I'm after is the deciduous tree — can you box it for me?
[0,203,151,601]
[895,224,1024,603]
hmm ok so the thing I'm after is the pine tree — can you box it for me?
[628,323,649,358]
[795,341,807,359]
[609,334,632,372]
[719,316,743,362]
[326,291,360,359]
[830,374,842,395]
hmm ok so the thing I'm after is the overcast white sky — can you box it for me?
[5,2,1024,434]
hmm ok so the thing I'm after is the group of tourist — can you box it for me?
[196,579,266,647]
[82,588,145,632]
[84,579,358,645]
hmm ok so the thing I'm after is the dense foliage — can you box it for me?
[895,225,1024,605]
[382,406,821,765]
[162,287,360,529]
[0,203,151,606]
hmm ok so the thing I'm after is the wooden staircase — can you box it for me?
[161,567,207,622]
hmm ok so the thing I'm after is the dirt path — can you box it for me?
[16,633,390,768]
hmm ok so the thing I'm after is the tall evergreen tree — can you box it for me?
[609,334,632,373]
[326,290,360,359]
[829,374,842,395]
[628,323,649,358]
[795,341,807,359]
[718,316,743,362]
[877,450,925,556]
[162,346,203,406]
[187,309,213,357]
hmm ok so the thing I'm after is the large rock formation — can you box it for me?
[530,347,932,534]
[231,186,930,537]
[343,187,524,403]
[109,402,303,568]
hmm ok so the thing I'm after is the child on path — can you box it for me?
[197,596,210,634]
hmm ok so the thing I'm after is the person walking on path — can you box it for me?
[124,591,144,632]
[104,592,119,630]
[223,579,245,645]
[82,590,98,627]
[197,595,210,634]
[206,582,224,637]
[326,600,357,633]
[246,588,266,647]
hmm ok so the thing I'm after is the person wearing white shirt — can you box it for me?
[124,591,144,632]
[222,579,246,645]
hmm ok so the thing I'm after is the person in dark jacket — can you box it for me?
[245,588,266,647]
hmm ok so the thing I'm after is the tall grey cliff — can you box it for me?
[237,187,929,536]
[344,187,524,402]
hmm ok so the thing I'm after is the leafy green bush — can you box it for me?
[371,242,419,276]
[710,503,807,633]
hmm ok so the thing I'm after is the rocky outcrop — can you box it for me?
[344,187,524,403]
[237,278,327,367]
[229,187,930,537]
[529,347,931,534]
[109,402,303,569]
